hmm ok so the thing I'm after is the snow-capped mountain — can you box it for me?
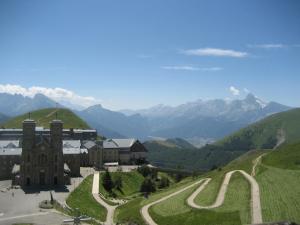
[0,92,291,143]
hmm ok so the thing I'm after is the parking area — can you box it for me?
[0,167,94,225]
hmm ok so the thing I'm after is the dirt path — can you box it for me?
[141,179,206,225]
[46,109,59,118]
[187,170,262,224]
[92,172,117,225]
[251,153,267,177]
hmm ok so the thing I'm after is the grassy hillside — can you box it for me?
[262,142,300,170]
[255,142,300,223]
[67,175,107,222]
[149,143,300,225]
[115,150,266,225]
[145,140,242,171]
[217,108,300,151]
[149,150,265,225]
[146,108,300,171]
[99,171,145,199]
[0,112,9,124]
[1,108,90,129]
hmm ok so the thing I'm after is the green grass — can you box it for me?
[99,171,144,199]
[151,181,201,216]
[151,158,254,225]
[263,142,300,170]
[150,210,241,225]
[115,176,198,225]
[218,108,300,151]
[67,175,107,222]
[115,150,265,225]
[257,165,300,223]
[254,143,300,223]
[115,197,146,225]
[2,108,90,129]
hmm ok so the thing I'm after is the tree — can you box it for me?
[175,173,183,182]
[137,165,152,177]
[140,178,156,194]
[158,177,169,189]
[114,176,123,190]
[102,170,114,192]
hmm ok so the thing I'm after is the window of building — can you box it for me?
[27,154,30,162]
[54,176,58,185]
[54,154,58,162]
[26,177,30,186]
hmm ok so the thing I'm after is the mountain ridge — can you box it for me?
[0,93,292,142]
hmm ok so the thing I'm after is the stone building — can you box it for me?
[0,118,148,185]
[21,119,65,186]
[87,138,147,169]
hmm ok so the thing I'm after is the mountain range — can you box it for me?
[0,92,291,144]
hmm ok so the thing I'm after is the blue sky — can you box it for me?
[0,0,300,110]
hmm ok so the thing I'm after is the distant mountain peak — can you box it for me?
[243,93,268,108]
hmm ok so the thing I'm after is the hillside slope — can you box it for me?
[255,143,300,223]
[144,139,241,171]
[1,108,90,129]
[146,108,300,171]
[0,112,9,124]
[115,150,267,225]
[216,108,300,151]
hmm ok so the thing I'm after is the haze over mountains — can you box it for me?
[0,92,291,145]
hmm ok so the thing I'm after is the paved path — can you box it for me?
[141,179,205,225]
[92,172,118,225]
[187,170,262,224]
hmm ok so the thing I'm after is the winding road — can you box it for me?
[140,179,205,225]
[92,172,118,225]
[187,170,262,224]
[141,155,264,225]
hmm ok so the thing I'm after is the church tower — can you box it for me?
[20,118,36,186]
[50,119,64,185]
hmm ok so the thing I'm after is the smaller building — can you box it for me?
[86,138,147,169]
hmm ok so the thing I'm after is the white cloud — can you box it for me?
[247,44,285,49]
[0,84,101,108]
[137,54,153,59]
[162,65,223,72]
[182,48,248,58]
[229,86,240,96]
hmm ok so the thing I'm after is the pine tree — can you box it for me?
[102,170,114,192]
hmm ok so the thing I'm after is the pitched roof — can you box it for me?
[0,140,20,148]
[63,140,81,148]
[82,140,97,149]
[103,138,136,149]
